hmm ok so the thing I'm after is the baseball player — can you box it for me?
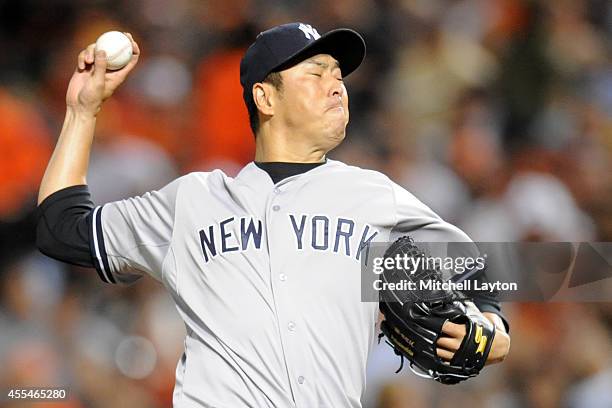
[37,23,510,407]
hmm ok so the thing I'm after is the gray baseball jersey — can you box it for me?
[90,159,470,408]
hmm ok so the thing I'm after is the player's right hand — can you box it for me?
[66,32,140,116]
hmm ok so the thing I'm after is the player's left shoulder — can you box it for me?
[324,159,391,183]
[322,160,401,199]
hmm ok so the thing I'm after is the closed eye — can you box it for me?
[309,73,322,77]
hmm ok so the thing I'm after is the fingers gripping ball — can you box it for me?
[378,236,496,384]
[95,31,133,70]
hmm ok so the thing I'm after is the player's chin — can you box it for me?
[320,111,348,140]
[326,113,348,133]
[325,125,347,148]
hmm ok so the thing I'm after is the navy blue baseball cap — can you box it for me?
[240,22,366,96]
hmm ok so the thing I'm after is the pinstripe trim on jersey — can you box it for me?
[90,205,116,284]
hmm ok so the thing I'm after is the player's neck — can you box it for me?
[255,130,326,163]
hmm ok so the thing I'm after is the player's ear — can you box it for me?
[253,83,275,116]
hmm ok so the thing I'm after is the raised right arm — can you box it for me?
[36,34,140,271]
[37,33,140,204]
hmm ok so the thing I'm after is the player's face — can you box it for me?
[276,54,349,151]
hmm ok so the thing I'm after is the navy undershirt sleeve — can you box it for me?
[36,185,95,267]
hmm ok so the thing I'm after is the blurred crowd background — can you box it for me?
[1,0,611,407]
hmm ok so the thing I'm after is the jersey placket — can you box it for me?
[264,178,313,408]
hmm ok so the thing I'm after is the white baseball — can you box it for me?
[95,31,133,70]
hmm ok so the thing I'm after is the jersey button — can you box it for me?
[272,205,280,211]
[287,321,296,332]
[279,273,287,281]
[297,376,305,384]
[273,187,281,194]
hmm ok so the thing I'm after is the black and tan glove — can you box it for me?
[378,236,496,384]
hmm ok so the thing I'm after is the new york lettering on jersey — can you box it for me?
[198,214,378,263]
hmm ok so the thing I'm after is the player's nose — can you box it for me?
[329,80,344,98]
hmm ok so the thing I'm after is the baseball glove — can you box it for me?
[378,236,496,384]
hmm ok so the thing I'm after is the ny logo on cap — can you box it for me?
[298,23,321,40]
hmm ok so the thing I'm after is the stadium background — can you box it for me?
[1,0,611,407]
